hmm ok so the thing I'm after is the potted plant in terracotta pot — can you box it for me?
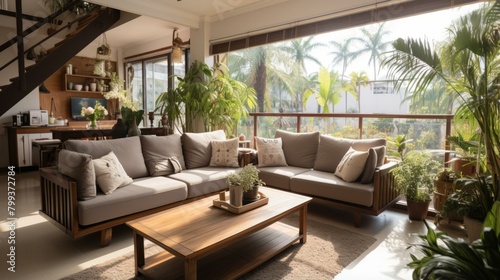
[226,164,265,207]
[442,174,496,242]
[391,151,441,220]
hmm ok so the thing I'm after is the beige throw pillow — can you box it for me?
[93,151,133,194]
[209,138,240,167]
[255,137,288,167]
[335,147,369,182]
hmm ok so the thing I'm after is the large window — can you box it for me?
[125,51,187,127]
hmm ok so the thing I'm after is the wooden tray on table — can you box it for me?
[213,191,269,214]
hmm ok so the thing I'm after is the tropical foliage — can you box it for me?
[408,201,500,280]
[382,2,500,197]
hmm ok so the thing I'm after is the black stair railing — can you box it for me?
[0,0,120,116]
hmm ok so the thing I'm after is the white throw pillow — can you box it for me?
[335,147,369,182]
[93,151,133,194]
[209,138,240,167]
[255,137,288,167]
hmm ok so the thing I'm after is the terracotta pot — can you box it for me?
[464,215,483,243]
[406,198,430,221]
[452,158,475,176]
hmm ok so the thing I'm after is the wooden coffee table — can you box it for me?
[126,186,312,280]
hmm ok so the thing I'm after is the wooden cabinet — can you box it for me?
[64,74,111,93]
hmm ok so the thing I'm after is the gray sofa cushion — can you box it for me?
[313,136,386,172]
[64,136,148,179]
[290,170,374,207]
[181,130,226,169]
[78,176,188,226]
[359,148,377,184]
[258,166,311,191]
[140,134,186,176]
[275,130,320,168]
[58,149,96,201]
[168,166,235,198]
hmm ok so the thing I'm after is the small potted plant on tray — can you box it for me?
[226,164,265,207]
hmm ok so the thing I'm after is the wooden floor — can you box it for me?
[0,171,467,280]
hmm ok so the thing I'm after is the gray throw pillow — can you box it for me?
[140,134,186,176]
[57,149,96,201]
[181,130,226,169]
[275,130,320,168]
[359,148,378,184]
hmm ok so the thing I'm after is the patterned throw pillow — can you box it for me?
[335,147,369,182]
[255,137,288,167]
[93,151,133,194]
[209,138,240,167]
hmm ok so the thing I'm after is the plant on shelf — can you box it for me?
[408,201,500,280]
[391,151,441,220]
[226,164,265,206]
[382,2,499,212]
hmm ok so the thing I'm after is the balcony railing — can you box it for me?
[240,112,455,164]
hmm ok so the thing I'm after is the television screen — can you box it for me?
[70,97,107,120]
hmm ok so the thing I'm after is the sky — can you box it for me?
[305,2,484,80]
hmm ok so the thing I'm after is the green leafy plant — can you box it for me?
[156,60,257,134]
[442,175,496,221]
[387,134,414,161]
[226,164,265,192]
[408,201,500,280]
[391,152,441,202]
[382,2,500,200]
[120,107,144,129]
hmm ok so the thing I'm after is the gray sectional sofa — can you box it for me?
[39,129,400,246]
[39,130,239,246]
[256,130,401,226]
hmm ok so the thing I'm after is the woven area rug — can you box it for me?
[62,216,376,280]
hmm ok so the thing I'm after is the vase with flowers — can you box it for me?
[81,101,108,129]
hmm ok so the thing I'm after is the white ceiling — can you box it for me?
[87,0,293,47]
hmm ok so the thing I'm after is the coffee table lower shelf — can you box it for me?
[138,222,301,279]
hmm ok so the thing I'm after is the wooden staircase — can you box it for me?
[0,5,120,116]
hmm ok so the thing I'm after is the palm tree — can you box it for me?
[382,2,500,196]
[228,45,293,112]
[281,37,324,74]
[351,23,392,81]
[303,67,342,113]
[343,71,369,113]
[330,38,359,112]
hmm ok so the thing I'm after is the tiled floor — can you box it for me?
[0,171,467,280]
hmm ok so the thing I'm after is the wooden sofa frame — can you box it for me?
[39,160,400,246]
[38,167,221,247]
[266,161,402,227]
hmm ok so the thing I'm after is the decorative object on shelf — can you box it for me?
[90,82,97,92]
[111,118,127,139]
[49,98,56,125]
[104,72,127,100]
[226,164,265,206]
[148,112,155,127]
[127,116,141,137]
[67,82,73,90]
[73,66,78,74]
[81,101,108,130]
[93,59,106,77]
[74,84,83,91]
